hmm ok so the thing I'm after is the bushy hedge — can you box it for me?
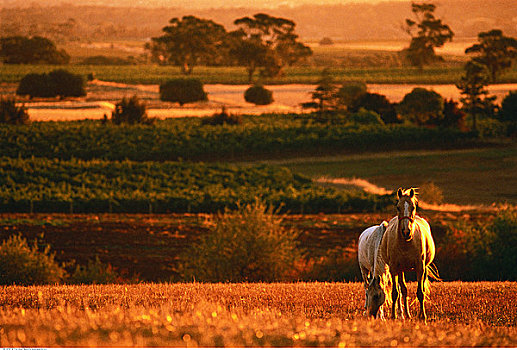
[0,116,481,162]
[159,78,207,105]
[16,69,85,98]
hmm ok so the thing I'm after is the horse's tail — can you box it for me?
[427,263,441,282]
[423,263,441,298]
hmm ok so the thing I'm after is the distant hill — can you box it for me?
[1,0,515,41]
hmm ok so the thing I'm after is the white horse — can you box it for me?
[357,221,392,318]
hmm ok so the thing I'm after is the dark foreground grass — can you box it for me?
[0,282,515,347]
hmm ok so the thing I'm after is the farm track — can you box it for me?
[0,212,486,281]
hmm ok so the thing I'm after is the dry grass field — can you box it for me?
[1,282,516,347]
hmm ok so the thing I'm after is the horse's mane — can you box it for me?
[399,187,419,205]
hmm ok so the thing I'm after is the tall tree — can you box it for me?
[0,36,69,64]
[228,29,268,83]
[456,61,497,131]
[233,13,312,80]
[402,1,454,68]
[310,69,339,114]
[465,29,517,83]
[147,16,228,74]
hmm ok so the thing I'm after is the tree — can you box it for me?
[456,61,497,131]
[310,69,339,114]
[0,36,70,64]
[335,81,367,110]
[398,87,444,125]
[465,29,517,83]
[350,93,399,124]
[402,2,454,68]
[233,13,312,80]
[228,29,268,83]
[147,16,228,74]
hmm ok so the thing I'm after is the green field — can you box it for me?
[268,146,517,205]
[2,64,517,85]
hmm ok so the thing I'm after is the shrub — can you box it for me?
[111,95,152,125]
[16,73,57,98]
[436,208,517,281]
[475,118,507,138]
[398,87,444,126]
[441,99,466,129]
[81,55,133,65]
[350,92,399,124]
[0,96,30,124]
[16,70,85,99]
[0,234,66,285]
[68,256,120,284]
[159,79,207,106]
[347,108,384,125]
[179,200,303,282]
[418,181,444,204]
[498,91,517,136]
[201,107,242,125]
[498,91,517,123]
[336,81,367,109]
[48,69,86,98]
[488,208,517,280]
[244,85,274,105]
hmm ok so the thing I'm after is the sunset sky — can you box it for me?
[1,0,408,8]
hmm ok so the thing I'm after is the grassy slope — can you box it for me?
[0,282,516,347]
[258,146,517,205]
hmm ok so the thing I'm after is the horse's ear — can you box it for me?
[409,188,415,198]
[397,188,403,199]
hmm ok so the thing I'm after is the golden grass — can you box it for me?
[1,282,516,347]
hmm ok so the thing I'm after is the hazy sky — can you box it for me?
[4,0,405,9]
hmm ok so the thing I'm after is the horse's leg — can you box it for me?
[360,266,370,311]
[398,272,410,319]
[416,263,427,322]
[391,273,399,319]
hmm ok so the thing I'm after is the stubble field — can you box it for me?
[1,282,516,347]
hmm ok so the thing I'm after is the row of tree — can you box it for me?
[145,13,312,81]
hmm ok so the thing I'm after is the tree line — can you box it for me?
[145,13,312,81]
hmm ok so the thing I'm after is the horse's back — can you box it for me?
[358,222,387,272]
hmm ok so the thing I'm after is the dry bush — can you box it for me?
[418,181,444,204]
[178,200,303,282]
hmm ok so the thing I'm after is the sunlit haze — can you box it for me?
[1,0,406,8]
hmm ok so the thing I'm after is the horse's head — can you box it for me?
[396,187,417,241]
[366,276,386,318]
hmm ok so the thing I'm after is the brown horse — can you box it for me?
[379,188,439,322]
